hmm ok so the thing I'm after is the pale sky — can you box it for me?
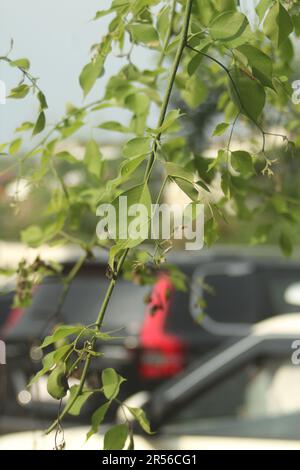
[0,0,275,145]
[0,0,156,144]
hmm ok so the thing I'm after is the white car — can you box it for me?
[1,313,300,450]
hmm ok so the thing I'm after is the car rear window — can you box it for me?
[263,268,300,315]
[168,263,300,333]
[7,274,149,339]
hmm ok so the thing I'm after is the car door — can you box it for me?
[148,340,300,449]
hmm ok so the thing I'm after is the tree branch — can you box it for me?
[45,0,194,435]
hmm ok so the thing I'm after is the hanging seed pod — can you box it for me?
[47,363,69,400]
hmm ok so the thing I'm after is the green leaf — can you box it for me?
[210,10,249,41]
[187,54,203,77]
[164,162,195,185]
[53,344,74,362]
[10,58,30,70]
[251,223,272,245]
[84,140,103,178]
[93,9,113,20]
[41,325,84,348]
[32,111,46,136]
[130,111,148,137]
[168,267,187,292]
[16,121,34,132]
[67,385,94,416]
[128,23,159,47]
[263,2,293,47]
[215,0,236,11]
[181,76,207,109]
[125,93,150,115]
[102,368,125,400]
[157,5,170,44]
[59,120,84,138]
[208,149,228,171]
[107,154,147,192]
[256,0,273,22]
[186,42,212,76]
[231,150,254,178]
[79,55,104,97]
[123,137,151,158]
[172,178,198,201]
[154,109,181,134]
[86,402,110,441]
[221,170,231,198]
[293,13,300,37]
[37,91,48,110]
[127,407,152,434]
[212,122,230,137]
[21,225,43,247]
[112,184,152,236]
[120,154,146,178]
[98,121,130,133]
[279,37,294,64]
[29,350,57,386]
[229,68,266,122]
[271,195,288,214]
[279,232,292,257]
[104,424,129,450]
[108,183,152,267]
[47,363,68,400]
[165,37,180,54]
[9,138,22,156]
[9,84,30,99]
[205,217,219,246]
[94,331,122,341]
[193,0,215,26]
[237,45,273,89]
[54,151,78,164]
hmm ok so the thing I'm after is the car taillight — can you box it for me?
[138,274,187,380]
[2,308,23,335]
[139,344,186,379]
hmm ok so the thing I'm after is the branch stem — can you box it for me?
[46,0,194,435]
[144,0,193,182]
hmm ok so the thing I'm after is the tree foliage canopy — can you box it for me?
[1,0,300,448]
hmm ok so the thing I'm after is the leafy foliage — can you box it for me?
[1,0,300,449]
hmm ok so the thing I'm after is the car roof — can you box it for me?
[252,313,300,337]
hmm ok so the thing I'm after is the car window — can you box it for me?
[8,274,149,337]
[192,273,261,323]
[165,357,300,439]
[178,265,300,327]
[267,275,300,314]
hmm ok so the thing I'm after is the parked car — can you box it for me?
[138,250,300,385]
[1,314,300,450]
[3,247,300,427]
[1,260,149,424]
[140,313,300,443]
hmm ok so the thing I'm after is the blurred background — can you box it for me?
[1,0,300,450]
